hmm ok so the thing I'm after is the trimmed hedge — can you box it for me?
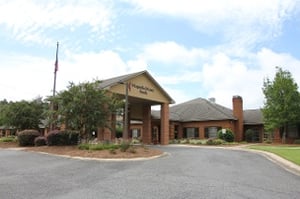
[217,129,235,142]
[46,130,79,146]
[18,129,40,146]
[34,136,47,146]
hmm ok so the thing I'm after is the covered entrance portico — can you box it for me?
[98,71,174,145]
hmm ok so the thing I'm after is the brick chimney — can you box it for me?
[232,95,243,142]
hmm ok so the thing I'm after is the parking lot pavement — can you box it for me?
[1,146,300,199]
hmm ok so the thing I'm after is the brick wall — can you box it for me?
[232,96,244,142]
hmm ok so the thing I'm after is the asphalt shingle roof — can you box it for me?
[98,71,144,90]
[243,109,263,125]
[152,97,236,122]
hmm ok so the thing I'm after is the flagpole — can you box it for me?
[51,42,59,131]
[53,42,59,97]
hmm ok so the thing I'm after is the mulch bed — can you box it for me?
[0,142,163,159]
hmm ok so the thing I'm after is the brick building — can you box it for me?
[151,96,264,143]
[2,70,299,144]
[98,70,175,145]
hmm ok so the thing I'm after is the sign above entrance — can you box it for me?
[129,82,154,95]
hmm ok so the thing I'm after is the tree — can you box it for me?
[0,99,9,126]
[0,98,45,130]
[262,67,300,143]
[50,80,122,139]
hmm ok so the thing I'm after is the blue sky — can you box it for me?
[1,0,300,109]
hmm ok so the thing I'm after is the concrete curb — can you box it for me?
[38,151,170,162]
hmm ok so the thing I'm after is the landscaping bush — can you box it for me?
[47,130,79,146]
[169,139,180,144]
[46,130,60,145]
[65,130,80,145]
[34,136,47,146]
[128,147,136,153]
[245,129,255,142]
[120,141,130,152]
[179,139,190,144]
[217,129,234,142]
[206,138,224,145]
[18,129,40,146]
[78,143,90,150]
[293,139,300,144]
[0,136,16,143]
[109,148,117,154]
[189,139,203,145]
[78,143,120,151]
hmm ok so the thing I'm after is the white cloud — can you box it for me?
[126,0,298,46]
[0,54,54,101]
[256,48,300,87]
[200,48,300,109]
[0,0,114,45]
[60,50,133,88]
[131,40,300,109]
[155,71,202,85]
[140,41,208,66]
[201,52,264,109]
[126,59,148,73]
[0,49,145,101]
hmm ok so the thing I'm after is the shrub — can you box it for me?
[78,143,120,151]
[217,129,234,142]
[109,148,117,154]
[47,130,79,146]
[264,140,272,144]
[0,136,16,143]
[34,136,47,146]
[65,131,80,145]
[115,126,123,138]
[46,130,60,146]
[78,143,90,150]
[131,138,141,144]
[189,139,203,145]
[120,141,130,152]
[179,139,190,144]
[128,147,136,153]
[293,139,300,144]
[206,138,224,145]
[18,129,40,146]
[169,139,180,144]
[89,144,105,150]
[245,129,255,142]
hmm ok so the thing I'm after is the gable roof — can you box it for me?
[98,70,175,104]
[243,109,263,125]
[152,97,236,122]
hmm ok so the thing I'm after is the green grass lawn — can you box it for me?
[248,145,300,166]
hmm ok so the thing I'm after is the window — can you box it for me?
[204,126,221,138]
[130,128,141,138]
[183,128,199,138]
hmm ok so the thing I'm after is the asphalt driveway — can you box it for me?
[0,146,300,199]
